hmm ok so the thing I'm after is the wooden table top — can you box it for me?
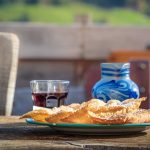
[0,116,150,150]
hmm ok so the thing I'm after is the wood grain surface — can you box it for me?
[0,116,150,150]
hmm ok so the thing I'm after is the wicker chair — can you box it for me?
[0,32,19,115]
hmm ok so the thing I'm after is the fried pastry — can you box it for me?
[124,109,150,124]
[88,109,150,124]
[20,103,80,123]
[62,97,146,124]
[61,104,92,124]
[68,103,80,109]
[95,97,146,115]
[20,97,149,125]
[107,100,121,105]
[20,108,53,122]
[45,106,76,123]
[62,99,106,124]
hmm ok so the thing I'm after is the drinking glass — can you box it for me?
[30,80,70,109]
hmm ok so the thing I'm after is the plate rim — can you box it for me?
[26,118,150,128]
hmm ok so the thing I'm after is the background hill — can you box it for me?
[0,0,150,25]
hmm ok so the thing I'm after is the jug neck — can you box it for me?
[101,63,130,79]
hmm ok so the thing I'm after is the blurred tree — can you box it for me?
[9,0,19,3]
[126,0,146,11]
[146,0,150,15]
[24,0,39,4]
[0,0,150,16]
[126,0,150,15]
[0,0,10,5]
[81,0,126,8]
[37,0,75,5]
[47,0,73,5]
[39,0,50,4]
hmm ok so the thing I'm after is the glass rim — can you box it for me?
[30,80,70,84]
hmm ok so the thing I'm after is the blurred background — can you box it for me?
[1,0,150,24]
[0,0,150,114]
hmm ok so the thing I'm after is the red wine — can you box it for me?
[32,92,68,108]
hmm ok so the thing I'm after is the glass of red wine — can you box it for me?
[30,80,70,110]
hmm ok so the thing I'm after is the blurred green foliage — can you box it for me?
[0,0,150,25]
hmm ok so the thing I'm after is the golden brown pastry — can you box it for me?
[62,99,106,124]
[20,103,80,123]
[61,104,92,124]
[88,109,150,124]
[62,97,146,124]
[95,97,146,115]
[124,109,150,124]
[20,108,53,122]
[20,97,149,125]
[45,105,77,123]
[68,103,80,109]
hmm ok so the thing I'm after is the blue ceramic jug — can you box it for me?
[92,63,139,102]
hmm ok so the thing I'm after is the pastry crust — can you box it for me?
[88,109,150,124]
[20,97,150,124]
[61,97,145,124]
[45,106,76,123]
[20,108,53,122]
[95,97,146,114]
[62,99,106,124]
[20,103,80,123]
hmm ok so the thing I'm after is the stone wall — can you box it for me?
[0,23,150,59]
[0,23,150,87]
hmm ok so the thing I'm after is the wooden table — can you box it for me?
[0,116,150,150]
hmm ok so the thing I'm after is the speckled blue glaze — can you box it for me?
[92,63,139,102]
